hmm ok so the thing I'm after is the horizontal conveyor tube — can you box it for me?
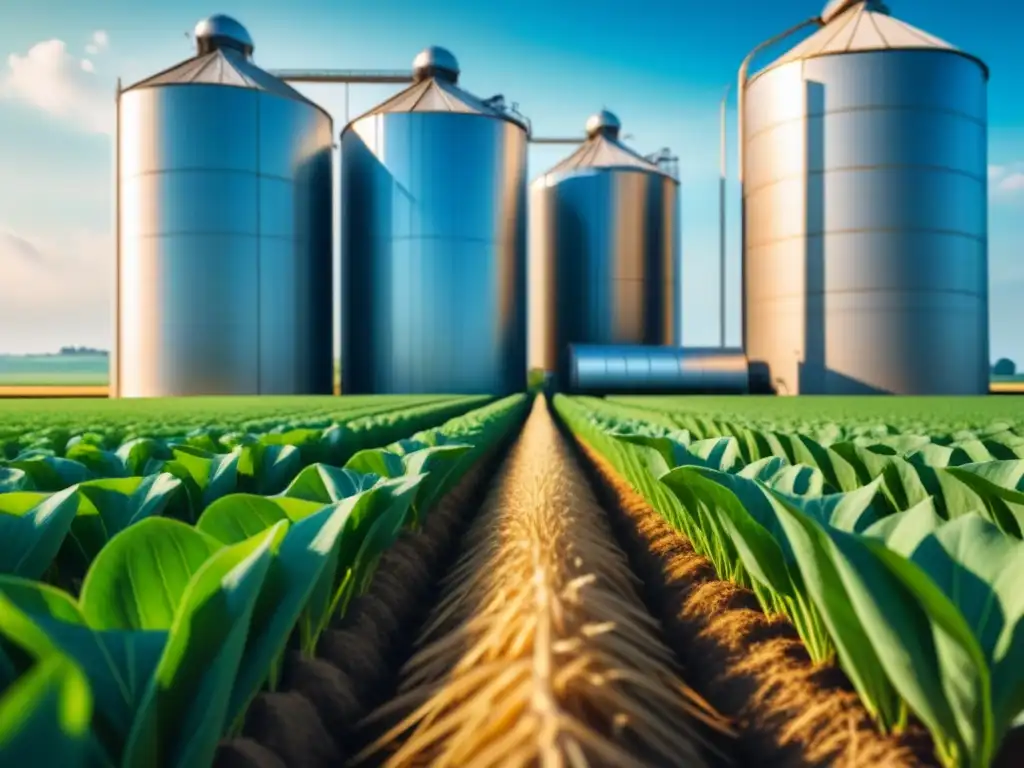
[562,344,764,395]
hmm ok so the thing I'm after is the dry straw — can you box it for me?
[357,398,732,767]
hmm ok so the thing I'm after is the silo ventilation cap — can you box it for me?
[819,0,890,23]
[194,14,254,57]
[412,46,460,83]
[585,109,621,139]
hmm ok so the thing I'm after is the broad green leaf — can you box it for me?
[341,474,424,607]
[863,497,944,556]
[123,525,278,768]
[775,476,885,533]
[64,443,126,478]
[740,458,826,497]
[225,502,357,725]
[115,439,172,477]
[236,443,301,496]
[299,490,382,651]
[767,494,902,728]
[0,654,92,767]
[79,518,223,631]
[196,494,324,544]
[909,517,1024,751]
[607,431,691,471]
[398,444,471,519]
[855,434,932,455]
[59,474,187,581]
[685,437,742,471]
[345,447,406,478]
[0,581,166,761]
[852,533,991,767]
[3,456,91,492]
[164,447,240,508]
[0,487,80,578]
[281,464,380,503]
[947,462,1024,538]
[0,468,32,492]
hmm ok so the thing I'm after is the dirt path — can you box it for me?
[357,397,733,767]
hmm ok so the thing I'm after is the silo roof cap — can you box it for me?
[757,1,986,77]
[194,14,254,57]
[585,109,621,139]
[347,48,527,131]
[538,112,676,182]
[412,46,460,83]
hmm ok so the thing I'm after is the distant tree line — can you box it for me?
[992,358,1017,376]
[58,346,109,356]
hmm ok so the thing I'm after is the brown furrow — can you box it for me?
[214,426,518,768]
[356,398,732,767]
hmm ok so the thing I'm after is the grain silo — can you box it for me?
[529,110,680,389]
[742,0,989,395]
[113,15,333,397]
[340,46,528,395]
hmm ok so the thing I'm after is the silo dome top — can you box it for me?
[412,46,460,83]
[194,14,254,57]
[585,110,621,140]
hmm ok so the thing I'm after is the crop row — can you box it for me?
[0,394,528,767]
[606,395,1024,443]
[556,395,1024,768]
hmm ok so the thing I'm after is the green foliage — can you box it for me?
[557,394,1024,767]
[0,392,528,764]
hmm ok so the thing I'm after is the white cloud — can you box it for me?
[0,226,112,353]
[1,39,112,134]
[990,163,1024,197]
[85,30,109,56]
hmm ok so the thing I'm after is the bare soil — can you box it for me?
[0,385,108,398]
[566,428,940,768]
[213,428,519,768]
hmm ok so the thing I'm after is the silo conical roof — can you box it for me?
[758,1,986,76]
[347,46,526,129]
[122,16,321,108]
[541,111,676,180]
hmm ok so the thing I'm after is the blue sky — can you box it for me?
[0,0,1022,363]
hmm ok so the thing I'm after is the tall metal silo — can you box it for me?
[114,15,333,397]
[340,47,528,395]
[741,0,989,395]
[529,110,680,386]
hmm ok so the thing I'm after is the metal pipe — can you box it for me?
[267,69,412,84]
[736,17,821,184]
[112,78,121,399]
[719,82,730,349]
[529,137,584,145]
[735,15,822,352]
[563,344,751,395]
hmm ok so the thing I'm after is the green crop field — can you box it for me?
[0,354,110,386]
[1,391,1022,767]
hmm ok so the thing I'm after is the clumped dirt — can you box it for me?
[213,428,519,768]
[994,726,1024,768]
[567,430,940,768]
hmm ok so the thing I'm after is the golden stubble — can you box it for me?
[356,398,732,767]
